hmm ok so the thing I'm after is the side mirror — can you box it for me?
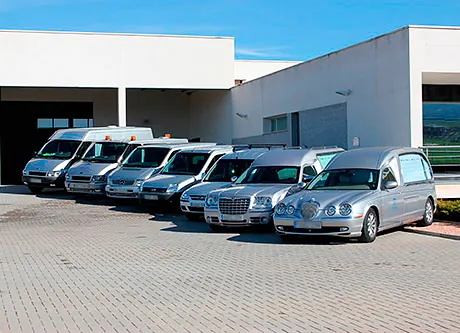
[297,182,307,190]
[231,176,238,182]
[302,175,315,183]
[33,151,38,157]
[384,180,398,190]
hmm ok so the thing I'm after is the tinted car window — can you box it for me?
[205,159,253,182]
[237,166,300,184]
[308,169,379,190]
[162,152,210,175]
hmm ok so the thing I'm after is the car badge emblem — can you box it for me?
[120,180,125,185]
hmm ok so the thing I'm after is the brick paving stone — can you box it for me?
[0,186,459,332]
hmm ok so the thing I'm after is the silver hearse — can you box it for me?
[105,142,215,199]
[65,135,177,195]
[180,148,269,220]
[139,146,234,204]
[274,147,437,243]
[22,127,153,194]
[204,147,344,230]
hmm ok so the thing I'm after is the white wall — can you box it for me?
[234,60,301,83]
[231,28,412,148]
[126,89,190,138]
[409,26,460,147]
[189,90,232,143]
[0,30,235,89]
[0,87,118,125]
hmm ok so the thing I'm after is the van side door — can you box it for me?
[380,162,404,228]
[398,153,433,223]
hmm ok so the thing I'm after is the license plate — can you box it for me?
[294,221,322,229]
[190,201,204,207]
[29,178,42,184]
[70,183,91,189]
[221,214,245,221]
[144,194,159,200]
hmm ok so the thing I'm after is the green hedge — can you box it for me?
[436,200,460,221]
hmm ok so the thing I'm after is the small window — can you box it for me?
[89,119,94,127]
[73,119,88,128]
[38,118,53,128]
[54,119,69,128]
[270,116,287,132]
[381,167,398,188]
[205,154,225,174]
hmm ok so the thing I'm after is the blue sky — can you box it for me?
[1,0,460,61]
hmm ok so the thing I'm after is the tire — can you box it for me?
[209,224,225,232]
[185,213,200,221]
[358,208,378,243]
[417,199,434,227]
[28,186,44,194]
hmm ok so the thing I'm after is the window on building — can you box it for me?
[267,115,288,133]
[53,119,69,128]
[37,118,53,129]
[73,118,94,128]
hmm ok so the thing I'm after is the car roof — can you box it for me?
[252,147,345,167]
[129,138,189,145]
[221,148,269,160]
[326,146,425,170]
[139,142,217,149]
[177,145,234,154]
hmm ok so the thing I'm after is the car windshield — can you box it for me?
[204,159,253,182]
[237,166,300,184]
[307,169,379,190]
[122,147,170,168]
[162,152,210,175]
[36,140,81,159]
[82,142,128,163]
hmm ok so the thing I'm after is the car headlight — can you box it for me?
[326,206,336,216]
[166,183,179,193]
[92,175,107,182]
[206,194,218,206]
[253,197,272,209]
[339,203,352,216]
[286,205,296,215]
[181,192,190,201]
[47,170,62,177]
[135,179,144,187]
[275,203,286,215]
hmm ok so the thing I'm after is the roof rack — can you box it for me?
[232,143,287,152]
[309,145,340,149]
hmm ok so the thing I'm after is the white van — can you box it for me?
[22,127,153,194]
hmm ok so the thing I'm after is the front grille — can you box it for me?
[301,203,319,220]
[109,192,137,197]
[112,179,135,186]
[283,226,344,233]
[143,187,167,193]
[190,195,206,201]
[29,171,46,176]
[71,176,91,182]
[218,197,250,215]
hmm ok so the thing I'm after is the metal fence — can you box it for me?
[420,146,460,166]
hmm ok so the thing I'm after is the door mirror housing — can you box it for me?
[302,175,315,183]
[297,182,307,190]
[231,176,238,182]
[384,180,398,190]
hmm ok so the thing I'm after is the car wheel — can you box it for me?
[209,224,225,232]
[27,186,43,194]
[358,208,378,243]
[417,199,434,227]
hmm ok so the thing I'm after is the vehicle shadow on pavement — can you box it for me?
[0,185,32,195]
[227,233,350,245]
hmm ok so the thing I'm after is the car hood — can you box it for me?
[142,174,197,190]
[68,161,117,177]
[24,158,71,173]
[212,184,293,204]
[282,189,376,208]
[109,166,161,181]
[184,182,231,196]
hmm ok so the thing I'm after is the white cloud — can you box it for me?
[236,46,289,57]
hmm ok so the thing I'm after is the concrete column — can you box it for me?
[118,87,127,127]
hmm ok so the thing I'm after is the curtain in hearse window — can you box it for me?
[399,154,431,183]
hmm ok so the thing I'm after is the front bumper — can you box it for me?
[139,191,178,202]
[180,199,205,215]
[105,185,140,199]
[204,208,273,227]
[274,216,364,237]
[65,181,107,195]
[22,175,65,188]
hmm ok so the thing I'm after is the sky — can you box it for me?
[1,0,460,61]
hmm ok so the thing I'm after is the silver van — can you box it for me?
[64,135,175,195]
[204,147,345,230]
[105,142,215,199]
[139,146,234,204]
[273,147,437,243]
[22,126,153,194]
[180,148,269,220]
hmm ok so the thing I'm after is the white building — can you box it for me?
[1,25,460,195]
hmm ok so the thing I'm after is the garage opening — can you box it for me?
[0,101,93,185]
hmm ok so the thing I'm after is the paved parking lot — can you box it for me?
[0,186,459,333]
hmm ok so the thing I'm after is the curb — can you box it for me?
[404,228,460,241]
